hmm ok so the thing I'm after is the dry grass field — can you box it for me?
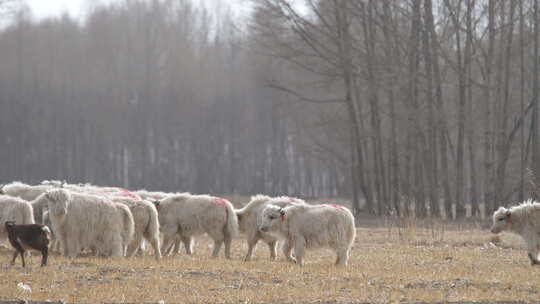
[1,214,539,304]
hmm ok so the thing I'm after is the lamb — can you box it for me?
[258,202,356,266]
[491,200,540,265]
[235,195,306,261]
[34,189,134,257]
[5,221,50,267]
[0,195,35,242]
[110,196,161,260]
[158,193,239,259]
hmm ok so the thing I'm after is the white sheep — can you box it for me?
[158,193,239,259]
[0,195,35,242]
[134,189,172,201]
[1,182,54,223]
[235,195,306,261]
[42,210,61,252]
[110,196,161,260]
[1,182,53,201]
[491,200,540,265]
[34,189,134,257]
[259,202,356,266]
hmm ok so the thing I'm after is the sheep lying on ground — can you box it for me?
[0,195,35,242]
[158,193,239,259]
[259,202,356,266]
[33,189,134,257]
[235,195,306,261]
[5,221,50,267]
[491,200,540,265]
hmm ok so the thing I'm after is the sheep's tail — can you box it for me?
[224,200,239,239]
[22,202,36,224]
[117,204,135,249]
[147,202,160,243]
[343,207,356,249]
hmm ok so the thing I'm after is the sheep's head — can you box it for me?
[259,205,286,233]
[491,207,512,234]
[46,189,71,217]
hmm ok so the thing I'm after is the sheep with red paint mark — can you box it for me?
[5,221,50,267]
[259,202,356,266]
[235,195,307,261]
[491,200,540,265]
[0,195,35,243]
[157,193,239,259]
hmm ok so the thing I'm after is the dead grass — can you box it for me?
[0,219,539,304]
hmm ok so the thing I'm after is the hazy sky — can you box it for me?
[26,0,104,19]
[25,0,248,20]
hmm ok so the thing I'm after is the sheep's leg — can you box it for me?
[224,233,233,259]
[244,235,260,261]
[20,251,26,268]
[267,240,278,261]
[211,239,223,258]
[527,241,540,265]
[282,239,295,263]
[136,240,146,256]
[160,225,177,255]
[335,249,349,266]
[127,235,143,257]
[162,238,176,255]
[147,235,161,260]
[111,234,124,257]
[181,236,193,255]
[11,250,19,265]
[41,247,48,266]
[293,238,306,265]
[172,236,182,255]
[162,239,174,256]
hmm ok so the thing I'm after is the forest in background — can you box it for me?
[0,0,539,219]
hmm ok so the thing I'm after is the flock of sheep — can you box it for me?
[0,181,356,267]
[3,180,540,268]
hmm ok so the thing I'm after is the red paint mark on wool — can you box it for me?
[120,188,140,200]
[326,203,343,209]
[212,197,227,205]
